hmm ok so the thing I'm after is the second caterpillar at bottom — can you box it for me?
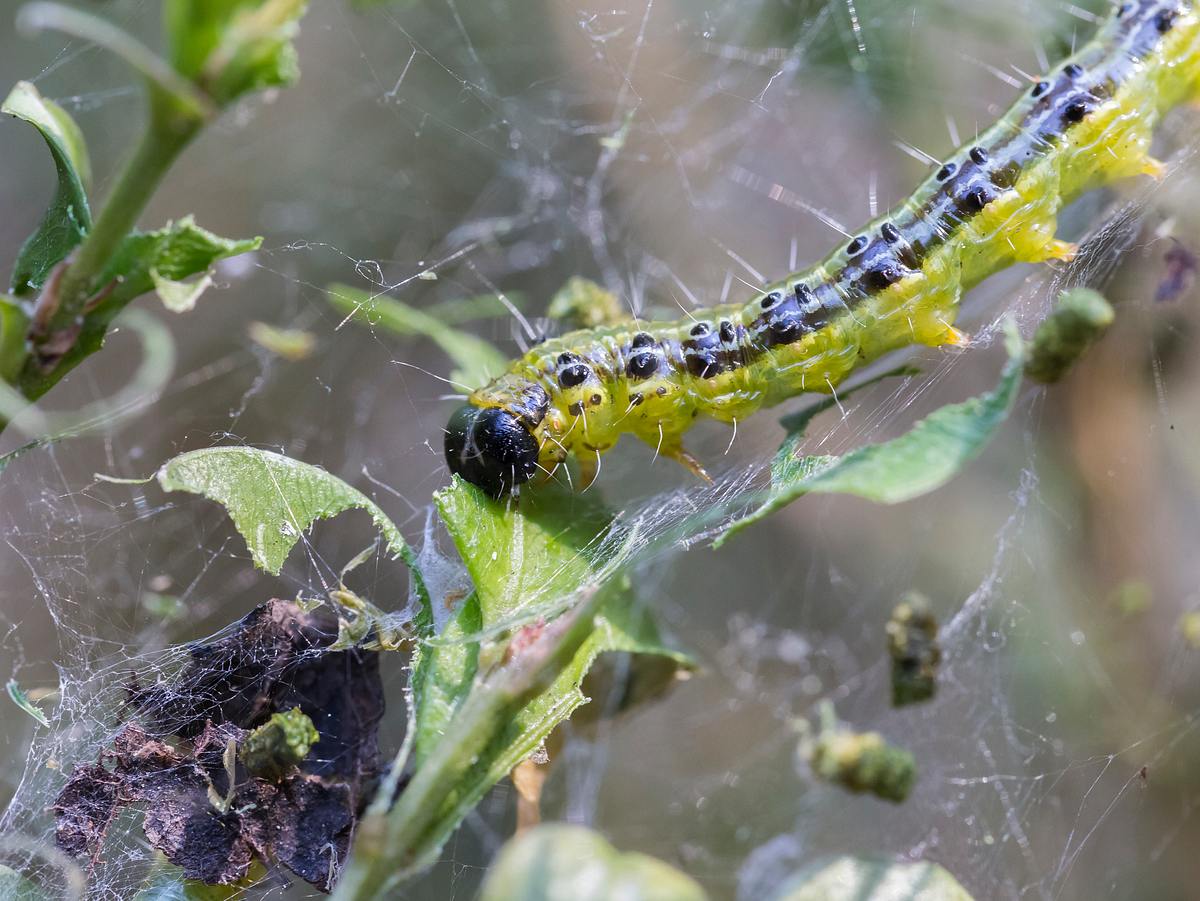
[446,1,1200,498]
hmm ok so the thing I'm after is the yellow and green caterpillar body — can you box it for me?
[446,1,1200,497]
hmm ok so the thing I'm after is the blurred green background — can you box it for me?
[2,0,1199,898]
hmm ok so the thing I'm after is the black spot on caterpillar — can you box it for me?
[445,1,1199,497]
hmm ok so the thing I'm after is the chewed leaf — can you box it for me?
[100,216,260,310]
[328,284,509,391]
[434,478,619,622]
[156,446,411,575]
[6,679,50,728]
[770,856,975,901]
[480,825,708,901]
[151,267,213,313]
[717,329,1023,545]
[165,0,307,106]
[3,81,92,296]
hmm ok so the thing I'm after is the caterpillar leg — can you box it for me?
[1042,239,1079,263]
[660,443,713,484]
[938,325,972,348]
[1141,157,1168,182]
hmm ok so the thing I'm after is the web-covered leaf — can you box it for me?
[156,446,412,574]
[0,865,51,901]
[717,328,1024,545]
[164,0,307,106]
[479,824,708,901]
[328,283,508,390]
[3,81,92,296]
[378,477,689,879]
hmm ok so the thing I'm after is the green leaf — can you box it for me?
[3,81,92,296]
[716,330,1023,545]
[6,679,49,728]
[14,219,256,401]
[425,292,529,326]
[379,478,689,878]
[328,283,509,391]
[480,824,708,901]
[156,446,411,575]
[165,0,307,106]
[99,215,261,311]
[770,856,975,901]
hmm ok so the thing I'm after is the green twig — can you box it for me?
[16,3,211,119]
[332,589,601,901]
[36,116,198,340]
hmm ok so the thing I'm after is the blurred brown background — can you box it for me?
[1,0,1199,898]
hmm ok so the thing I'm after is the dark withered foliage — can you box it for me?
[53,600,384,891]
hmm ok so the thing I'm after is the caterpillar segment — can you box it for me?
[445,1,1200,498]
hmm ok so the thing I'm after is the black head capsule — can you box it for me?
[444,404,539,498]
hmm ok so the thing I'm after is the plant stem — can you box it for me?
[331,593,600,901]
[45,111,199,337]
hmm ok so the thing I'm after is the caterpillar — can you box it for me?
[446,1,1200,498]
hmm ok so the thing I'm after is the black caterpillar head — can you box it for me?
[444,403,539,498]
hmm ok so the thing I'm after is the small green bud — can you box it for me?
[886,591,941,707]
[1025,288,1115,384]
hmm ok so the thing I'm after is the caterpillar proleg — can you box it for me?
[446,1,1200,498]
